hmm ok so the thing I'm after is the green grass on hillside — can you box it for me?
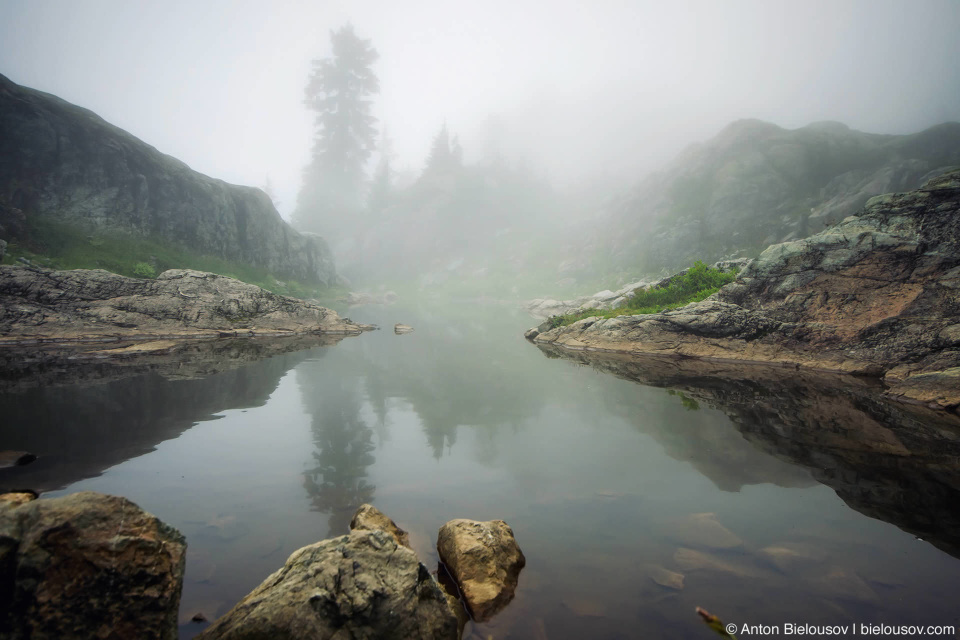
[1,216,347,303]
[548,261,737,329]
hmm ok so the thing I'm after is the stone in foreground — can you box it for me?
[436,519,525,622]
[0,491,186,640]
[350,503,411,549]
[197,529,459,640]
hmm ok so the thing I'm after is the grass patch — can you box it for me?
[548,260,737,328]
[1,216,347,302]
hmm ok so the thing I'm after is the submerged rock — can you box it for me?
[0,266,375,343]
[197,529,459,640]
[436,518,525,622]
[758,542,826,574]
[532,171,960,409]
[673,547,770,579]
[672,512,744,550]
[394,323,415,334]
[0,451,36,468]
[646,564,685,590]
[0,491,186,640]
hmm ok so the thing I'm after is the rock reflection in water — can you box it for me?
[0,336,344,493]
[537,344,960,559]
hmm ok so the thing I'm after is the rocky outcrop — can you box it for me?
[0,266,374,343]
[525,278,654,319]
[533,346,960,559]
[197,529,460,640]
[0,73,336,285]
[532,171,960,409]
[576,119,960,276]
[0,491,186,640]
[436,519,525,623]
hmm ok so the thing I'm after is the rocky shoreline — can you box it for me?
[527,171,960,411]
[0,493,523,640]
[0,266,375,345]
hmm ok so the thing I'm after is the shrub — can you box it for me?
[132,262,156,279]
[550,260,737,328]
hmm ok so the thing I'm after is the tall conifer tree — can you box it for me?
[295,24,379,235]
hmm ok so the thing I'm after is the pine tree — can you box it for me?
[294,24,379,235]
[423,123,463,178]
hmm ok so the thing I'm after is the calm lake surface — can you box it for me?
[2,301,959,639]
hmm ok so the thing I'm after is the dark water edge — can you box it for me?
[1,303,959,639]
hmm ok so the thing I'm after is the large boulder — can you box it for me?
[436,519,525,622]
[197,529,459,640]
[0,491,186,640]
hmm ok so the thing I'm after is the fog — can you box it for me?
[2,0,959,290]
[3,1,958,208]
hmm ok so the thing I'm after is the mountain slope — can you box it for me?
[582,119,960,277]
[0,73,336,285]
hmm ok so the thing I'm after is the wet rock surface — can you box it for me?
[197,529,459,640]
[0,266,374,343]
[534,346,960,559]
[0,491,186,640]
[436,518,525,622]
[532,171,960,409]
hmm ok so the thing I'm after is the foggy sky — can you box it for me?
[2,0,959,218]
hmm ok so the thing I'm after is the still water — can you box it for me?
[2,302,960,639]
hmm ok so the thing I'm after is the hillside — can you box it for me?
[574,119,960,279]
[0,73,336,287]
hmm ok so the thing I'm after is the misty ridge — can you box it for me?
[1,1,959,300]
[285,19,960,298]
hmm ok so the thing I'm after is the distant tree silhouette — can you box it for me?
[294,24,379,237]
[422,123,463,178]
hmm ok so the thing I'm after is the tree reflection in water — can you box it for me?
[298,364,376,538]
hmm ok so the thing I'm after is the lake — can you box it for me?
[2,301,959,639]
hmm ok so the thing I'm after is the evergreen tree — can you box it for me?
[422,123,463,178]
[294,24,379,235]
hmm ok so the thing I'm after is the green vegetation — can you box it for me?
[1,216,346,303]
[667,389,701,411]
[132,261,156,279]
[548,261,737,328]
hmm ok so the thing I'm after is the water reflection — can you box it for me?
[298,363,377,537]
[2,304,959,639]
[0,336,342,492]
[536,344,960,559]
